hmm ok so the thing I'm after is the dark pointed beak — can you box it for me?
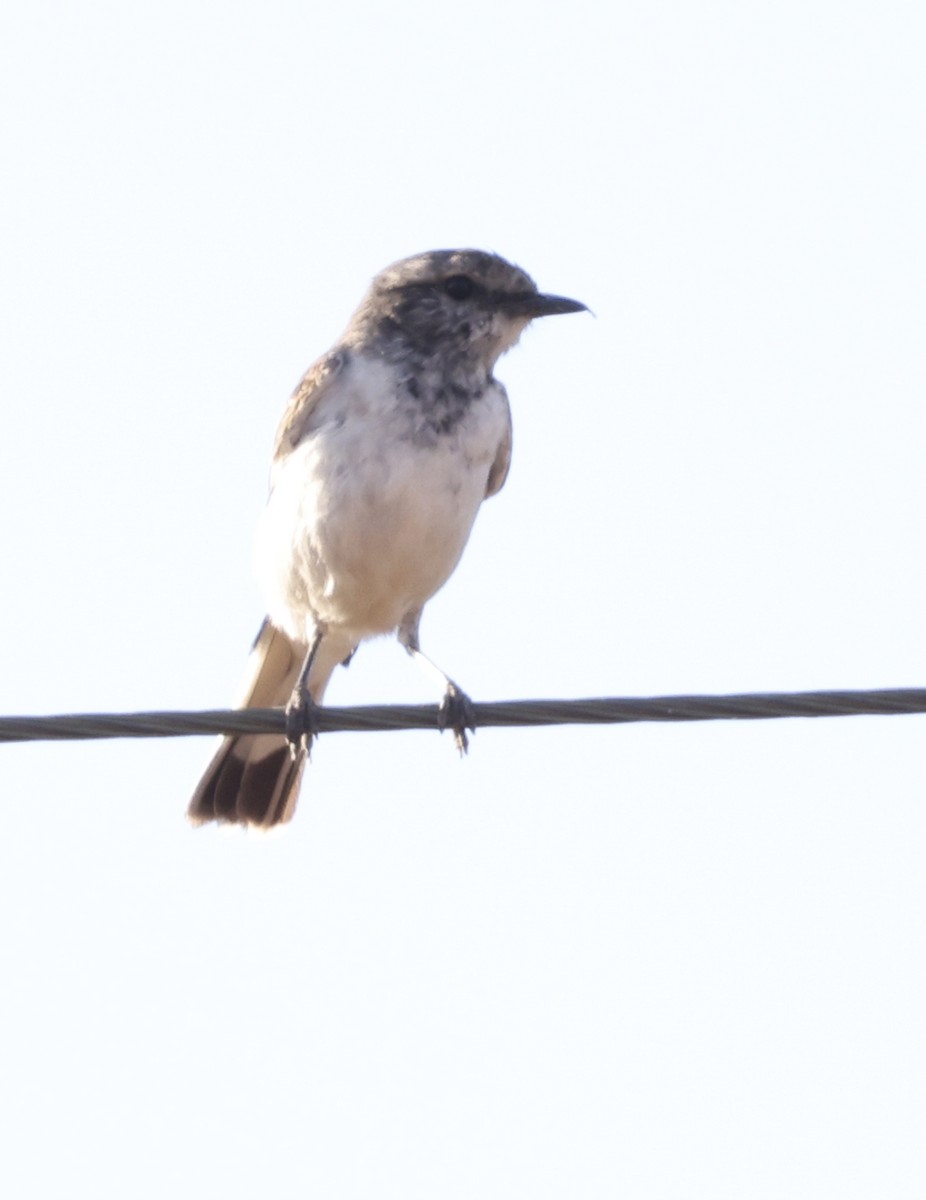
[502,291,588,319]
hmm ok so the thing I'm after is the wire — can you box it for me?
[2,687,926,743]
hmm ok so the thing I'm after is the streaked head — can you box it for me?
[349,249,586,369]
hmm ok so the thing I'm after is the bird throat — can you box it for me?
[399,359,489,441]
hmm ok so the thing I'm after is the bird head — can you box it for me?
[350,249,586,372]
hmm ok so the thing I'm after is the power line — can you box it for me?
[2,687,926,744]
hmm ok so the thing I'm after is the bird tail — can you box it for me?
[187,619,344,828]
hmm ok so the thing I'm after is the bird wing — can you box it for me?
[485,387,512,498]
[271,348,349,464]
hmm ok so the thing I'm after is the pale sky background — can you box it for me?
[1,1,925,1196]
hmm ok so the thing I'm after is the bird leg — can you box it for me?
[284,628,325,757]
[398,612,476,754]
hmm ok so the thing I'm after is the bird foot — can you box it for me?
[438,684,476,755]
[284,690,319,759]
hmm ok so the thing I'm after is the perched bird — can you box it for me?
[189,249,586,827]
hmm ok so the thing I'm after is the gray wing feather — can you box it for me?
[485,390,513,498]
[272,349,349,463]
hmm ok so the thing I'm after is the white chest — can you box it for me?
[255,356,511,639]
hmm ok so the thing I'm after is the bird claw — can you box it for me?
[284,691,319,759]
[438,684,476,755]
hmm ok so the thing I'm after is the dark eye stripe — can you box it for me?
[444,275,476,301]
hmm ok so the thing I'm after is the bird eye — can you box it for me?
[443,274,475,301]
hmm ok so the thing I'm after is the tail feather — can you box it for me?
[209,738,305,827]
[188,619,345,828]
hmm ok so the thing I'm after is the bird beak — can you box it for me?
[503,292,588,319]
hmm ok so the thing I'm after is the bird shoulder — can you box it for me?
[272,349,349,461]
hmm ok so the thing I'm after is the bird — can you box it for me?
[188,249,586,827]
